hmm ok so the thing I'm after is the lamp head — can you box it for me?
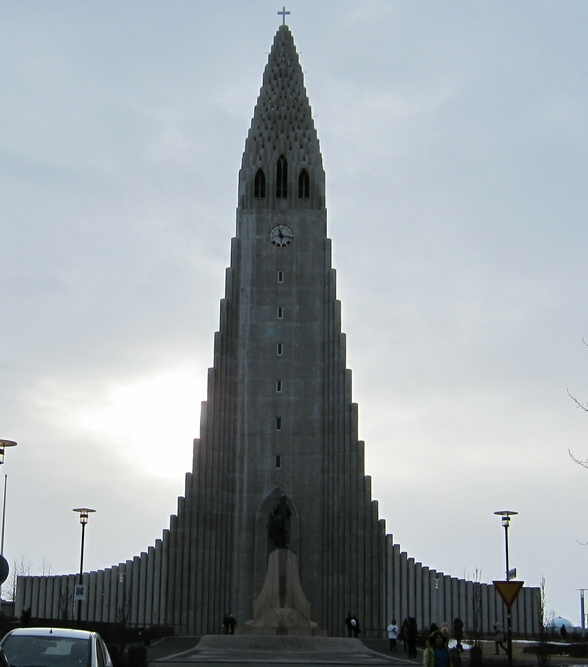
[0,440,18,465]
[73,507,96,525]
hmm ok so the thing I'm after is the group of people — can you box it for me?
[386,617,419,657]
[223,609,510,656]
[222,613,237,634]
[386,618,465,659]
[385,616,515,662]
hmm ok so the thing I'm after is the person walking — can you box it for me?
[345,613,353,637]
[351,614,361,638]
[493,621,507,654]
[401,618,409,652]
[222,614,231,634]
[407,617,418,659]
[424,630,451,667]
[387,619,399,652]
[453,617,464,651]
[440,621,450,642]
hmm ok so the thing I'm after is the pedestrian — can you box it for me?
[401,618,409,652]
[345,612,353,637]
[351,614,361,638]
[222,613,231,634]
[387,619,399,652]
[493,621,507,654]
[228,614,236,635]
[407,616,418,659]
[560,624,568,640]
[453,617,464,652]
[440,621,450,642]
[424,630,451,667]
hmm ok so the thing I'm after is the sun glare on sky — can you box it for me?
[76,370,201,478]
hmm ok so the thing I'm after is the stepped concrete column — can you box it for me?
[422,567,430,629]
[415,563,423,629]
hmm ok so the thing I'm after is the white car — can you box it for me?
[0,627,113,667]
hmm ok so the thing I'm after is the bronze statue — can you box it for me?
[267,495,291,551]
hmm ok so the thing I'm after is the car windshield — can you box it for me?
[2,636,90,667]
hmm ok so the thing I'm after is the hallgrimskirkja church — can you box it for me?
[16,23,540,638]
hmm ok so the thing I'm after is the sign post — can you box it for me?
[494,580,524,667]
[494,511,519,667]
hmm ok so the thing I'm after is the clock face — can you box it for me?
[270,225,294,247]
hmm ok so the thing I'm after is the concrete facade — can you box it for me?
[16,24,540,638]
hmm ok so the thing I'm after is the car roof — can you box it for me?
[3,628,94,640]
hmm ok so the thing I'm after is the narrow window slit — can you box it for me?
[276,154,288,198]
[298,169,310,198]
[254,168,266,199]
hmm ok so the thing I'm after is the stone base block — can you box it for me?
[243,547,324,636]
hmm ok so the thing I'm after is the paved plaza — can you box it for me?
[147,636,588,667]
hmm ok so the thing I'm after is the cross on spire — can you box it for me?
[277,6,290,25]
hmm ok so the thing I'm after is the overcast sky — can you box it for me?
[1,0,588,626]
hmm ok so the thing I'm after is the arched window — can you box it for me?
[254,168,266,199]
[298,169,310,199]
[276,155,288,198]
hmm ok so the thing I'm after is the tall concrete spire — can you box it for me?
[239,25,324,211]
[224,19,388,636]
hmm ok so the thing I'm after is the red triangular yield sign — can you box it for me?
[493,580,524,609]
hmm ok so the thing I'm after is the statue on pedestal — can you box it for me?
[243,495,324,636]
[266,495,291,551]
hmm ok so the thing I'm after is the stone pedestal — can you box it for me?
[243,548,324,636]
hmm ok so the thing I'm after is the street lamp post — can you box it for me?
[579,590,588,629]
[73,508,95,627]
[0,440,18,611]
[495,510,518,667]
[0,440,18,557]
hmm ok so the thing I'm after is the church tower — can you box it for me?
[172,23,387,636]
